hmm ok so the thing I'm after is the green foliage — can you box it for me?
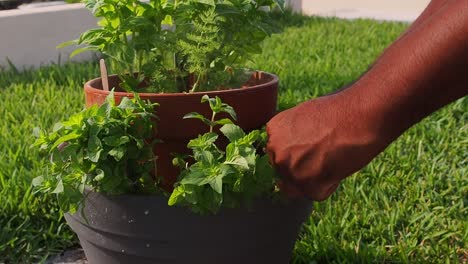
[169,95,278,214]
[31,92,278,215]
[32,92,160,213]
[61,0,285,92]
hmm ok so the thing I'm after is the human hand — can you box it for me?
[266,91,387,200]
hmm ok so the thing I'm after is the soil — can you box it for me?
[92,71,275,93]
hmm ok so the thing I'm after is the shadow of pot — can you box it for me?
[65,191,312,264]
[83,72,279,191]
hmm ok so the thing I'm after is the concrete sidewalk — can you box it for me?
[288,0,431,22]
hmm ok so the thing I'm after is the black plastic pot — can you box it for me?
[65,191,312,264]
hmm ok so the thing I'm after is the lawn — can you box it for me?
[0,14,466,263]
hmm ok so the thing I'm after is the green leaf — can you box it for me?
[58,143,80,162]
[180,168,206,185]
[162,15,173,25]
[103,136,130,147]
[221,105,237,121]
[168,186,185,206]
[183,112,212,126]
[52,179,64,194]
[88,135,102,162]
[239,130,261,145]
[220,124,245,142]
[172,154,188,170]
[194,0,215,6]
[214,118,233,126]
[187,133,218,150]
[52,122,64,132]
[225,156,249,170]
[69,46,98,58]
[108,146,125,161]
[117,96,135,110]
[200,96,237,120]
[32,176,44,187]
[209,176,223,194]
[32,127,42,138]
[197,150,220,165]
[94,169,105,182]
[56,40,77,49]
[201,95,211,104]
[61,111,85,128]
[254,154,278,181]
[50,131,82,150]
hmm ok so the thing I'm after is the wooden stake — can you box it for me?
[100,59,109,91]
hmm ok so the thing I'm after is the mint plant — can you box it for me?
[61,0,285,93]
[169,95,278,214]
[32,92,159,213]
[32,94,280,215]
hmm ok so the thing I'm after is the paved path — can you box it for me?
[289,0,431,22]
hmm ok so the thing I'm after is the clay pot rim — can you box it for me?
[84,71,279,98]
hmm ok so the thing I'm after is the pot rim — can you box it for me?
[84,71,279,98]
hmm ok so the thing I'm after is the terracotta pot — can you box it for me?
[65,190,312,264]
[84,72,279,190]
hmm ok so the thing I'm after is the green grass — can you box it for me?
[1,15,467,263]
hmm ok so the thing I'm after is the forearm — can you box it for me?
[348,0,468,144]
[405,0,450,34]
[335,0,451,95]
[370,0,450,73]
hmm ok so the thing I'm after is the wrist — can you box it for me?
[341,76,410,149]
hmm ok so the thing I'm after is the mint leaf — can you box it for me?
[94,169,105,182]
[221,105,237,121]
[187,133,218,150]
[194,150,216,165]
[180,168,206,185]
[225,156,249,170]
[168,186,185,206]
[52,122,64,132]
[214,118,234,126]
[118,96,136,111]
[52,179,64,194]
[32,92,159,214]
[195,0,215,6]
[50,131,82,150]
[183,112,212,126]
[88,135,102,162]
[103,136,130,147]
[209,176,223,194]
[109,146,126,161]
[220,124,245,142]
[254,154,278,184]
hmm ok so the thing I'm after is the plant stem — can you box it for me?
[190,74,201,93]
[210,112,216,133]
